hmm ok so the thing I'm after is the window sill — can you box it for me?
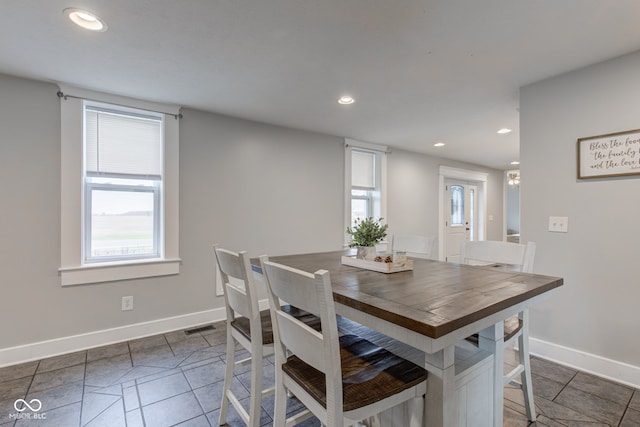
[59,258,181,286]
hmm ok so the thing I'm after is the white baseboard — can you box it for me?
[530,337,640,389]
[0,307,227,368]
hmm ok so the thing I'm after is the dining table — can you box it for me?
[251,249,563,427]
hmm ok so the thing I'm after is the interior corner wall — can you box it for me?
[520,51,640,372]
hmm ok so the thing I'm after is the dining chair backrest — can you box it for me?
[214,245,260,333]
[260,255,428,427]
[259,257,344,417]
[391,234,436,259]
[460,240,536,273]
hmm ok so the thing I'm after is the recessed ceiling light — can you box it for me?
[64,8,108,32]
[433,142,445,147]
[510,161,520,165]
[497,128,512,134]
[338,95,355,105]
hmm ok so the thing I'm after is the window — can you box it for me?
[84,103,163,262]
[344,140,387,244]
[59,85,180,286]
[450,185,464,226]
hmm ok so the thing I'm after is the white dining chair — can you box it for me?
[214,245,272,427]
[214,245,320,427]
[390,234,436,259]
[259,255,428,427]
[459,239,537,421]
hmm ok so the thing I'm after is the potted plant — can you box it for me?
[346,217,389,260]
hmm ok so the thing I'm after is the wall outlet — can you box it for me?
[121,296,134,311]
[548,216,569,233]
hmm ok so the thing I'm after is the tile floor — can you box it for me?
[0,319,638,426]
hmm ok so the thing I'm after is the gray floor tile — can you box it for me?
[126,408,145,427]
[131,345,189,369]
[0,377,31,401]
[169,335,211,356]
[535,395,601,423]
[193,376,249,414]
[81,392,121,425]
[37,351,86,373]
[85,353,132,379]
[128,335,169,352]
[116,365,170,384]
[207,394,272,427]
[141,391,204,426]
[135,368,182,386]
[183,359,227,390]
[530,357,577,384]
[503,404,530,426]
[531,373,565,401]
[554,385,626,425]
[84,353,133,387]
[261,394,307,419]
[567,371,634,405]
[85,383,122,397]
[203,332,229,348]
[123,384,140,412]
[620,407,640,427]
[175,414,212,426]
[0,362,38,383]
[236,363,276,393]
[137,372,191,406]
[84,397,125,427]
[14,401,81,427]
[29,364,85,394]
[87,342,130,363]
[25,380,83,412]
[628,389,640,411]
[164,329,193,344]
[178,349,224,370]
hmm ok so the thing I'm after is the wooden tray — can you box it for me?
[341,255,413,273]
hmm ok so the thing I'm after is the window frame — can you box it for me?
[59,85,180,286]
[344,139,388,247]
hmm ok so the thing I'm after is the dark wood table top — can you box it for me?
[253,250,563,339]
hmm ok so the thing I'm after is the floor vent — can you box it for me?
[184,325,215,335]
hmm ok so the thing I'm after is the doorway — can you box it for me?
[444,180,478,262]
[438,166,488,262]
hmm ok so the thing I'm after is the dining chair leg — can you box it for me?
[273,370,287,427]
[218,331,236,426]
[519,314,536,421]
[248,342,263,427]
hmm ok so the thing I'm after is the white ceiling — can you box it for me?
[2,1,640,169]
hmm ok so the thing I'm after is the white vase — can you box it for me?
[356,246,376,260]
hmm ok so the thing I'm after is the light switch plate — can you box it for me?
[548,216,569,233]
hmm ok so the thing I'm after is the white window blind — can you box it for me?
[351,149,375,189]
[85,106,162,178]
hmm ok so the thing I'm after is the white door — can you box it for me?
[444,180,477,262]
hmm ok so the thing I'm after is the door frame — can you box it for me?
[438,165,488,261]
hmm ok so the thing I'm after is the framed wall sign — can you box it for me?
[577,129,640,179]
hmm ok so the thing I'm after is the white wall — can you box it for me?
[0,73,503,364]
[386,150,505,257]
[521,51,640,383]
